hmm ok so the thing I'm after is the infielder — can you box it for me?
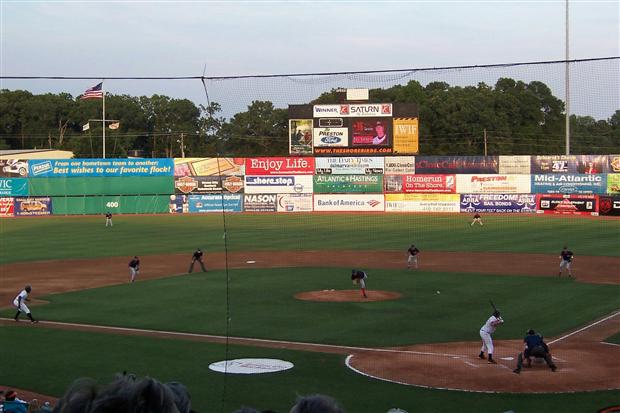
[471,213,483,226]
[188,248,207,273]
[351,269,368,298]
[13,285,38,323]
[128,256,140,282]
[479,310,504,364]
[559,246,574,278]
[407,244,420,269]
[105,212,113,227]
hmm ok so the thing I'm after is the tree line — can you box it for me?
[0,78,618,158]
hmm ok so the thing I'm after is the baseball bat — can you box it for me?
[489,299,498,312]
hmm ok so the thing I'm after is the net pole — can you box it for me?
[565,0,570,155]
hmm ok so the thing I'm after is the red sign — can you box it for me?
[385,175,456,193]
[536,194,598,216]
[0,197,15,217]
[245,157,315,175]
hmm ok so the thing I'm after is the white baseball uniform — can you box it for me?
[480,315,503,355]
[13,289,30,314]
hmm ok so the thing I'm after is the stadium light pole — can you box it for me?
[565,0,570,155]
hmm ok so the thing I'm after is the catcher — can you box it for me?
[351,269,368,298]
[513,329,557,374]
[188,248,207,273]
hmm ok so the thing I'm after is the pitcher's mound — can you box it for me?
[295,290,402,302]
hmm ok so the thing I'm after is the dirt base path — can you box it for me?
[1,250,619,397]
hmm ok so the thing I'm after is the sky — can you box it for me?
[1,0,619,119]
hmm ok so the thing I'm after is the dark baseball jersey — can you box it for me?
[560,250,574,262]
[473,213,481,219]
[352,270,367,280]
[105,213,112,219]
[408,246,420,256]
[193,250,203,260]
[129,258,140,268]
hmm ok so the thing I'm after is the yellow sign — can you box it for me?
[385,193,459,202]
[392,118,419,154]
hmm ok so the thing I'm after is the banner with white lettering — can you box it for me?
[416,156,499,174]
[313,175,383,193]
[244,175,313,194]
[598,196,620,216]
[313,104,392,118]
[245,157,315,175]
[460,194,536,213]
[531,174,606,194]
[243,194,278,212]
[313,194,385,212]
[456,175,531,194]
[0,177,28,196]
[385,175,456,193]
[0,197,14,217]
[29,159,174,177]
[536,194,598,216]
[188,194,243,213]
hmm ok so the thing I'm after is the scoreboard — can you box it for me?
[289,102,419,156]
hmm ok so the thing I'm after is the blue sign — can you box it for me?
[531,174,606,194]
[188,194,242,213]
[28,159,174,177]
[460,194,536,213]
[14,197,52,216]
[0,177,28,196]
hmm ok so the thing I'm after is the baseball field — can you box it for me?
[1,213,619,413]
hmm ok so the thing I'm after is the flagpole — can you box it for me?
[102,81,106,158]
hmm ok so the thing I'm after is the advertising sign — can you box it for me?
[313,104,392,118]
[598,196,620,216]
[536,194,598,216]
[415,156,499,174]
[14,197,52,216]
[314,146,393,155]
[169,194,188,214]
[0,178,28,196]
[188,194,242,213]
[245,157,314,175]
[29,159,174,177]
[456,175,531,193]
[350,118,391,146]
[385,193,460,213]
[460,194,536,213]
[531,174,606,194]
[174,158,245,176]
[315,157,384,175]
[385,174,456,193]
[313,194,385,212]
[174,176,244,194]
[531,155,575,173]
[313,175,383,193]
[530,155,608,174]
[312,127,349,147]
[608,155,620,173]
[276,193,313,212]
[243,194,278,212]
[0,197,14,217]
[384,156,415,175]
[289,119,313,155]
[392,118,419,154]
[244,175,313,194]
[607,174,620,194]
[499,156,531,174]
[0,159,29,177]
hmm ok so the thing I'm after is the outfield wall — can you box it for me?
[1,155,619,217]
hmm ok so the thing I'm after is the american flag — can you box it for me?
[81,82,104,99]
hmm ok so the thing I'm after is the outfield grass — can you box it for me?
[1,214,619,264]
[3,268,618,347]
[2,327,619,413]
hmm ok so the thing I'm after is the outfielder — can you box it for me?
[471,213,483,226]
[559,246,574,278]
[407,244,420,269]
[105,212,113,227]
[188,248,207,273]
[479,310,503,364]
[351,269,368,298]
[13,285,38,323]
[128,256,140,282]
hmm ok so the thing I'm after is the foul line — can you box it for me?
[548,311,620,345]
[0,318,466,358]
